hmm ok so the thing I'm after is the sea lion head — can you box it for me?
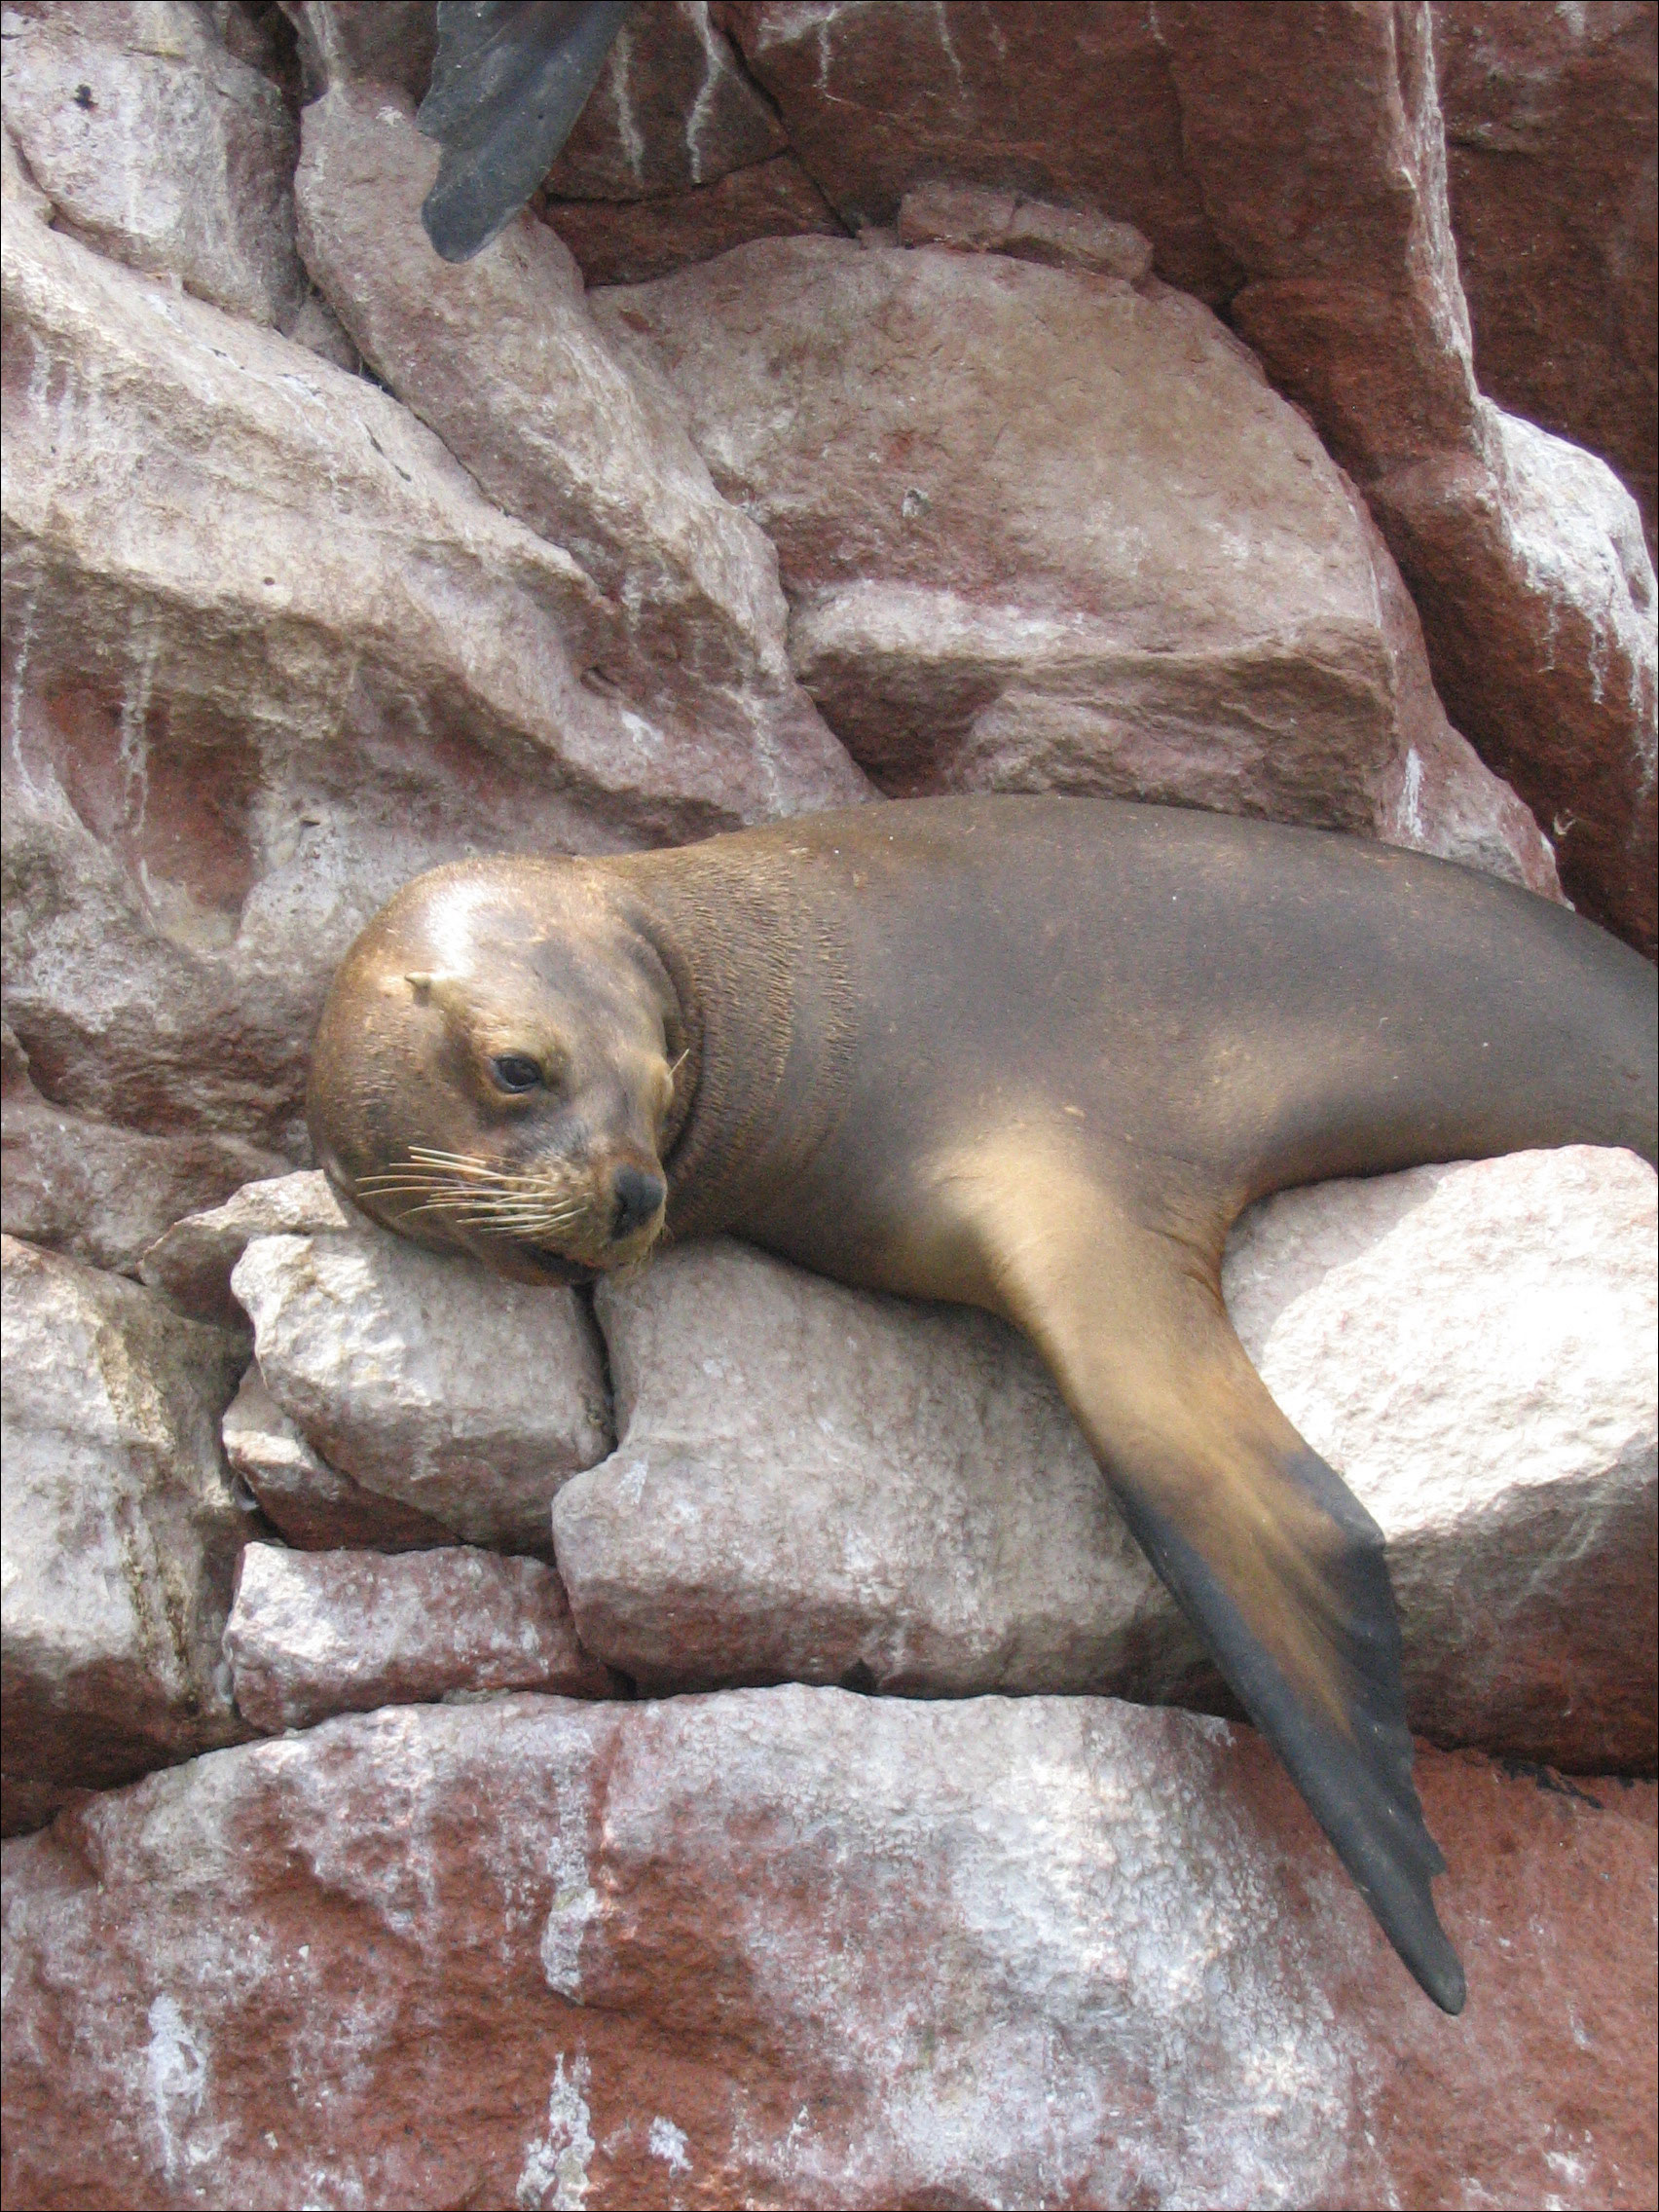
[306,859,687,1286]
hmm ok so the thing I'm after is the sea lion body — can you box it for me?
[309,796,1658,2014]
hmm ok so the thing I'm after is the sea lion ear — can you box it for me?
[402,972,470,1018]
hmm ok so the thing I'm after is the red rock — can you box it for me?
[282,0,437,103]
[897,179,1155,280]
[719,0,1240,302]
[223,1542,618,1730]
[2,1027,288,1278]
[1154,0,1657,953]
[1434,0,1658,556]
[596,235,1556,891]
[543,0,786,200]
[542,150,843,285]
[1,1691,1652,2208]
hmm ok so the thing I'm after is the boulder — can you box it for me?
[221,1363,458,1553]
[593,234,1556,891]
[140,1169,351,1327]
[2,1025,288,1277]
[293,80,866,789]
[1,0,308,328]
[1153,0,1658,952]
[1,178,862,1160]
[1,1690,1652,2208]
[556,1150,1656,1768]
[542,151,844,285]
[230,1228,612,1553]
[0,1236,253,1834]
[223,1542,618,1731]
[897,178,1156,280]
[719,0,1240,303]
[1434,0,1657,556]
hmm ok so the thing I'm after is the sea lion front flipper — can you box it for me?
[967,1162,1465,2014]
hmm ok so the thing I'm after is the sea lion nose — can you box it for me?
[611,1165,666,1239]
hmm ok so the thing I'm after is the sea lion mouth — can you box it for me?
[521,1245,599,1287]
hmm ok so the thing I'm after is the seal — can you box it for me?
[308,796,1658,2013]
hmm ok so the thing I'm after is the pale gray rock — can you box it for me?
[293,82,865,784]
[223,1541,618,1731]
[593,236,1557,894]
[1226,1145,1658,1769]
[231,1230,612,1553]
[2,1025,288,1276]
[556,1237,1214,1704]
[0,1235,253,1833]
[556,1150,1656,1766]
[1,0,308,326]
[141,1170,351,1327]
[1,187,861,1157]
[221,1363,456,1552]
[1,1691,1651,2209]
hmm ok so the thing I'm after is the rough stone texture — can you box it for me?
[1,0,308,328]
[719,0,1241,304]
[0,1236,253,1835]
[281,0,436,105]
[1434,0,1658,556]
[1154,0,1658,953]
[594,235,1557,889]
[139,1169,350,1327]
[231,1229,612,1554]
[3,1691,1653,2211]
[2,1025,288,1277]
[541,148,844,284]
[223,1542,618,1731]
[220,1363,458,1553]
[897,178,1156,280]
[293,81,866,792]
[1,164,864,1169]
[544,0,787,202]
[557,1151,1656,1769]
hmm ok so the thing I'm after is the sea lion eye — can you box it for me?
[490,1053,543,1092]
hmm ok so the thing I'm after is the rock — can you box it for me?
[542,0,786,201]
[556,1151,1656,1769]
[223,1541,618,1731]
[221,1363,458,1552]
[1153,0,1658,952]
[281,0,437,104]
[1,0,308,327]
[140,1169,352,1327]
[2,1026,288,1276]
[897,179,1155,281]
[1434,0,1658,556]
[2,1690,1652,2208]
[541,149,844,284]
[720,0,1241,304]
[0,1235,253,1834]
[293,80,867,789]
[1,186,862,1159]
[1371,404,1659,960]
[594,235,1556,890]
[230,1229,612,1553]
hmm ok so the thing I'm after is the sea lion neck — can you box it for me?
[611,840,856,1243]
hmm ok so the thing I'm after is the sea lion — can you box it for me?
[307,795,1658,2013]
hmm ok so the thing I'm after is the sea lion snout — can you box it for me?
[611,1164,667,1240]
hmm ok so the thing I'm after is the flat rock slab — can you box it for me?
[141,1171,351,1328]
[231,1227,612,1555]
[2,1689,1652,2209]
[556,1149,1656,1767]
[223,1543,618,1731]
[0,1237,252,1834]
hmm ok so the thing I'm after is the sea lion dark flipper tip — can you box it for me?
[977,1164,1467,2009]
[418,0,635,262]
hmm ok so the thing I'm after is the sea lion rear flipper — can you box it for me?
[418,1,635,262]
[974,1167,1465,2013]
